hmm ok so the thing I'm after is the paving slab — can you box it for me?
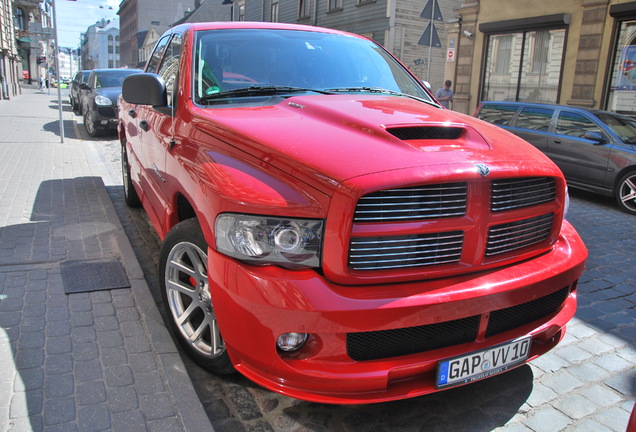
[0,87,212,431]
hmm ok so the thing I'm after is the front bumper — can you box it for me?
[90,105,119,129]
[208,221,587,404]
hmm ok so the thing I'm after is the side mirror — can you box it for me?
[122,73,167,106]
[421,80,432,90]
[79,82,90,90]
[583,131,607,144]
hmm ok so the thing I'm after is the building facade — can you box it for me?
[1,0,19,98]
[9,0,41,92]
[448,0,636,116]
[117,0,198,69]
[80,18,120,70]
[230,0,462,92]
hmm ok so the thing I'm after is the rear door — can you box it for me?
[510,106,555,154]
[548,110,611,187]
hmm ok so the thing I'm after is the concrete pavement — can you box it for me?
[0,86,213,431]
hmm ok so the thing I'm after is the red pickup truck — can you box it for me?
[118,21,588,404]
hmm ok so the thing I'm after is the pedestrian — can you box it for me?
[435,80,454,109]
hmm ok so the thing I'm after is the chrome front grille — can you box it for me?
[353,183,467,222]
[349,178,558,271]
[491,177,556,211]
[349,231,464,270]
[486,213,554,256]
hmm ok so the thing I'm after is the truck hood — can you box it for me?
[192,94,556,193]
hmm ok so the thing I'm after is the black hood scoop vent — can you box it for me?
[388,126,464,141]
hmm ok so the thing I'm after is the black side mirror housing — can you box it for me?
[122,73,168,107]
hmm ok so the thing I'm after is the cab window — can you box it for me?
[476,104,519,125]
[515,107,554,131]
[556,111,600,138]
[146,35,172,73]
[156,34,182,108]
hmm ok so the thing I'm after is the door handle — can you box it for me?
[552,139,561,144]
[140,120,149,131]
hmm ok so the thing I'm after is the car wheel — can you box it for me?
[159,218,235,375]
[616,171,636,215]
[84,108,100,137]
[121,141,141,207]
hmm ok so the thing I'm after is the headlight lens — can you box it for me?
[95,94,112,105]
[215,214,323,269]
[564,186,570,219]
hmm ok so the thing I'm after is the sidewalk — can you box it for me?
[0,86,213,431]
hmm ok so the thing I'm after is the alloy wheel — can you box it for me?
[164,241,225,358]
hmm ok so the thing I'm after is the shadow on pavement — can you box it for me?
[0,177,126,429]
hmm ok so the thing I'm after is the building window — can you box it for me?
[607,19,636,115]
[238,2,246,21]
[298,0,311,19]
[482,28,565,104]
[14,7,26,30]
[328,0,343,11]
[271,0,279,22]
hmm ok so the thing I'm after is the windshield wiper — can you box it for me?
[324,87,439,106]
[199,86,334,102]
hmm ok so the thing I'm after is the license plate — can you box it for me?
[436,337,531,389]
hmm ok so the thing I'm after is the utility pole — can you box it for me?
[49,0,64,143]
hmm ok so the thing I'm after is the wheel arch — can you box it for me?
[613,165,636,193]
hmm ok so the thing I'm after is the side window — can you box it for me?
[476,104,519,126]
[556,111,601,138]
[157,34,182,108]
[146,35,172,74]
[515,107,554,131]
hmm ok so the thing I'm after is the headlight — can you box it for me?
[95,94,112,105]
[564,186,570,219]
[215,214,323,269]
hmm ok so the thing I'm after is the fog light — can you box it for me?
[276,332,308,352]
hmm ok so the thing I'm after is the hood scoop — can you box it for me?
[387,126,464,140]
[386,124,490,151]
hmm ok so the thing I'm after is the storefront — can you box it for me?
[449,0,636,116]
[607,2,636,115]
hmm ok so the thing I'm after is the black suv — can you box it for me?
[475,101,636,215]
[80,68,142,136]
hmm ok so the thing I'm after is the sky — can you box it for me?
[53,0,120,48]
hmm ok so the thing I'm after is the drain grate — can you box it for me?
[61,258,130,294]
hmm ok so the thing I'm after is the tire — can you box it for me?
[159,218,235,375]
[84,108,100,137]
[121,141,141,207]
[615,171,636,215]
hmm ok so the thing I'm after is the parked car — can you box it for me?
[474,101,636,215]
[80,68,142,136]
[119,22,587,404]
[69,70,91,112]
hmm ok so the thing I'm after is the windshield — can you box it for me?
[193,29,432,104]
[595,112,636,144]
[95,70,141,88]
